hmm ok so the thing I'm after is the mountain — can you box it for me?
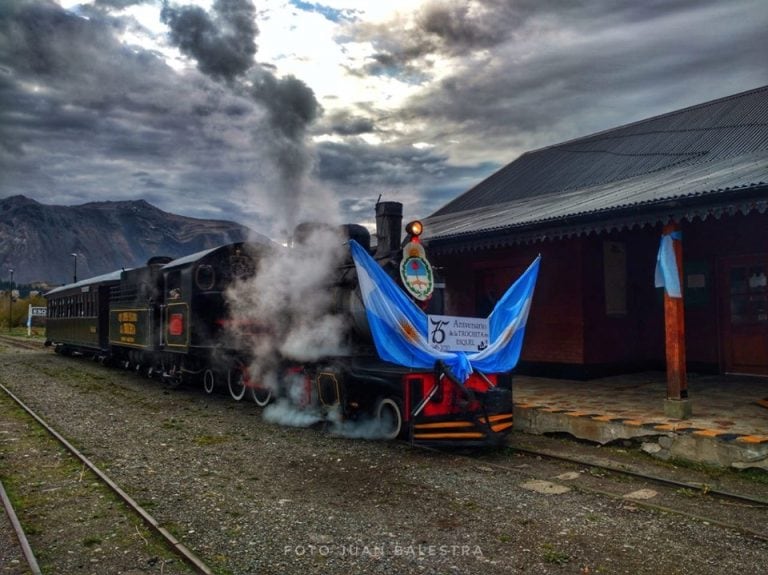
[0,195,255,284]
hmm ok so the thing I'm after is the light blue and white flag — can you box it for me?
[349,240,540,383]
[655,231,682,298]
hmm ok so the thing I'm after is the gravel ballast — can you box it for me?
[1,346,767,574]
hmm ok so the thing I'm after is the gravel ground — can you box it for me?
[1,345,767,575]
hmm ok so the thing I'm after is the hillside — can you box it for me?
[0,195,254,284]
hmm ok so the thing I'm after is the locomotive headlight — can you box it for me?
[405,220,423,237]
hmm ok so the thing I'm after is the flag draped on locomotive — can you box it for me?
[45,202,539,445]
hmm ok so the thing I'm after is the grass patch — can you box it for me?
[675,484,711,498]
[82,536,102,547]
[541,543,570,565]
[161,417,183,430]
[195,434,229,446]
[739,468,768,485]
[661,456,725,478]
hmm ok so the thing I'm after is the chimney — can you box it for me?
[375,201,403,258]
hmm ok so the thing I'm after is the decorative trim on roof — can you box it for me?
[426,195,767,255]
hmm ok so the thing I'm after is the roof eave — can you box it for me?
[425,184,768,253]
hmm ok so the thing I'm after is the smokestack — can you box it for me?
[375,201,403,258]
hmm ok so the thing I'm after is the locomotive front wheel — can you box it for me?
[374,397,403,440]
[203,369,216,395]
[227,367,247,401]
[250,385,272,407]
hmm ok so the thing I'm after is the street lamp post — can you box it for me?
[71,253,78,284]
[8,268,13,334]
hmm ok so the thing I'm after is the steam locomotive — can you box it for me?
[45,202,514,445]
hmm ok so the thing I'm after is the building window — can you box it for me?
[603,241,627,316]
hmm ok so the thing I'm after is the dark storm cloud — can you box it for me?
[0,0,326,235]
[0,0,766,234]
[315,139,498,221]
[161,0,257,82]
[352,0,526,77]
[342,0,768,179]
[0,0,271,223]
[92,0,151,9]
[317,111,375,136]
[354,0,721,75]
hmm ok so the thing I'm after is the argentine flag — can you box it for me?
[349,240,540,383]
[655,230,682,298]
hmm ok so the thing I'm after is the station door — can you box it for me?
[720,254,768,375]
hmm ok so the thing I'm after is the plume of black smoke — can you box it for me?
[161,0,322,233]
[247,69,321,231]
[161,0,257,82]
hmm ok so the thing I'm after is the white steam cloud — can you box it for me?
[225,225,349,392]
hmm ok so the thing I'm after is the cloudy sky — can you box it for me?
[1,0,766,239]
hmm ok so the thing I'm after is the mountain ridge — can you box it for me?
[0,195,255,284]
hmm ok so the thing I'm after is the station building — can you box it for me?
[423,85,768,381]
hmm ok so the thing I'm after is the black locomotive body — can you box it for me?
[45,203,515,446]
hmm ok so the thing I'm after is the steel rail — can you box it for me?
[0,334,44,351]
[508,445,768,507]
[0,382,215,575]
[0,479,42,575]
[414,443,768,543]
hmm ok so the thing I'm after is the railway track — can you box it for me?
[1,478,41,574]
[418,441,768,542]
[4,336,767,560]
[0,381,215,575]
[507,444,768,507]
[0,333,45,351]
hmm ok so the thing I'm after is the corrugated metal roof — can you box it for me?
[425,85,768,243]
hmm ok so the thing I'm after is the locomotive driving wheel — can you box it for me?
[203,369,216,394]
[227,365,248,401]
[250,384,272,407]
[374,397,403,440]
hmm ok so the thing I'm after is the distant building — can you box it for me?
[424,86,768,379]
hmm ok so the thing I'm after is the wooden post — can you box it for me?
[661,222,691,418]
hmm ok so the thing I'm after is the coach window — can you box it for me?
[196,265,215,291]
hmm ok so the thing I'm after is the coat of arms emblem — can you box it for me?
[400,240,434,301]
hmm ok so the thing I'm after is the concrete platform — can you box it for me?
[512,372,768,470]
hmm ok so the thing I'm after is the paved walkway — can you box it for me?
[512,372,768,468]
